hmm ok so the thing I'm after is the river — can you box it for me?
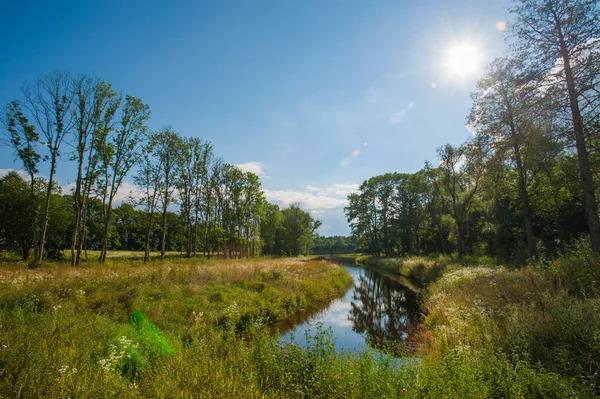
[275,256,422,355]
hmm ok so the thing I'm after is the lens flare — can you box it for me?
[446,44,480,76]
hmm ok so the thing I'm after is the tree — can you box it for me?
[470,57,558,257]
[1,101,41,260]
[23,72,75,265]
[97,95,150,263]
[70,77,120,266]
[509,0,600,251]
[261,203,283,255]
[281,203,321,256]
[150,128,182,260]
[0,172,41,260]
[176,137,212,257]
[133,144,163,262]
[437,139,487,260]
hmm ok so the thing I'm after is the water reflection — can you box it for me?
[278,257,422,355]
[349,268,421,353]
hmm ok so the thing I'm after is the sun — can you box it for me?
[446,44,480,76]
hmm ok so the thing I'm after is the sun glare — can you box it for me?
[446,44,480,76]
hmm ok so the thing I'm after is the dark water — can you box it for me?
[276,257,422,354]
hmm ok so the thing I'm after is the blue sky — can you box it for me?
[0,0,511,236]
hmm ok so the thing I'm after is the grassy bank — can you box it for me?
[360,251,600,397]
[2,253,598,398]
[0,257,353,398]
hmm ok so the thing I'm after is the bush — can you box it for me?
[550,241,600,297]
[425,265,600,379]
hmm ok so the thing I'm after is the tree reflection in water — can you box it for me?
[348,267,421,353]
[276,257,424,355]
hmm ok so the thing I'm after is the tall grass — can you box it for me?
[0,257,352,398]
[1,254,597,398]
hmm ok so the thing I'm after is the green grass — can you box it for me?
[1,253,598,398]
[0,257,352,398]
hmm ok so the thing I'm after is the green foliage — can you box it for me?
[312,235,358,254]
[260,203,321,256]
[550,238,600,297]
[425,264,600,379]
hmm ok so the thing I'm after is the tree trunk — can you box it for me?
[71,146,86,266]
[144,209,155,263]
[99,195,114,264]
[514,145,536,257]
[35,159,57,267]
[161,205,167,260]
[557,20,600,253]
[75,210,87,266]
[457,219,465,261]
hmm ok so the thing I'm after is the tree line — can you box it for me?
[1,74,320,265]
[346,0,600,262]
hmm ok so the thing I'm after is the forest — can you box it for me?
[0,79,321,265]
[346,2,600,264]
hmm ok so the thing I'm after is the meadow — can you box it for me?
[1,253,598,398]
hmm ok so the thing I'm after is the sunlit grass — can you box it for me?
[0,253,596,398]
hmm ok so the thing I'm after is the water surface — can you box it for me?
[277,257,422,354]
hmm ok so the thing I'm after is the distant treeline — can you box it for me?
[346,1,600,262]
[0,74,320,265]
[312,235,358,255]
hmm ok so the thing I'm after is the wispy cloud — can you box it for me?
[264,183,359,211]
[235,161,270,179]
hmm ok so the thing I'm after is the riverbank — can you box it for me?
[0,257,352,398]
[2,254,597,398]
[361,252,600,397]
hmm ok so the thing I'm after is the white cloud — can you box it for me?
[235,161,270,179]
[265,183,359,211]
[305,183,360,198]
[112,182,146,204]
[61,181,146,206]
[0,168,29,180]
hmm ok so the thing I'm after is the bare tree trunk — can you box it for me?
[514,145,536,257]
[557,19,600,253]
[35,160,56,267]
[161,203,167,260]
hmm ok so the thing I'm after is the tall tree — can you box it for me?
[509,0,600,251]
[133,144,163,262]
[469,57,558,257]
[0,172,42,260]
[23,72,74,266]
[151,128,182,260]
[70,77,120,266]
[1,101,41,260]
[97,95,150,263]
[281,203,321,256]
[437,139,487,260]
